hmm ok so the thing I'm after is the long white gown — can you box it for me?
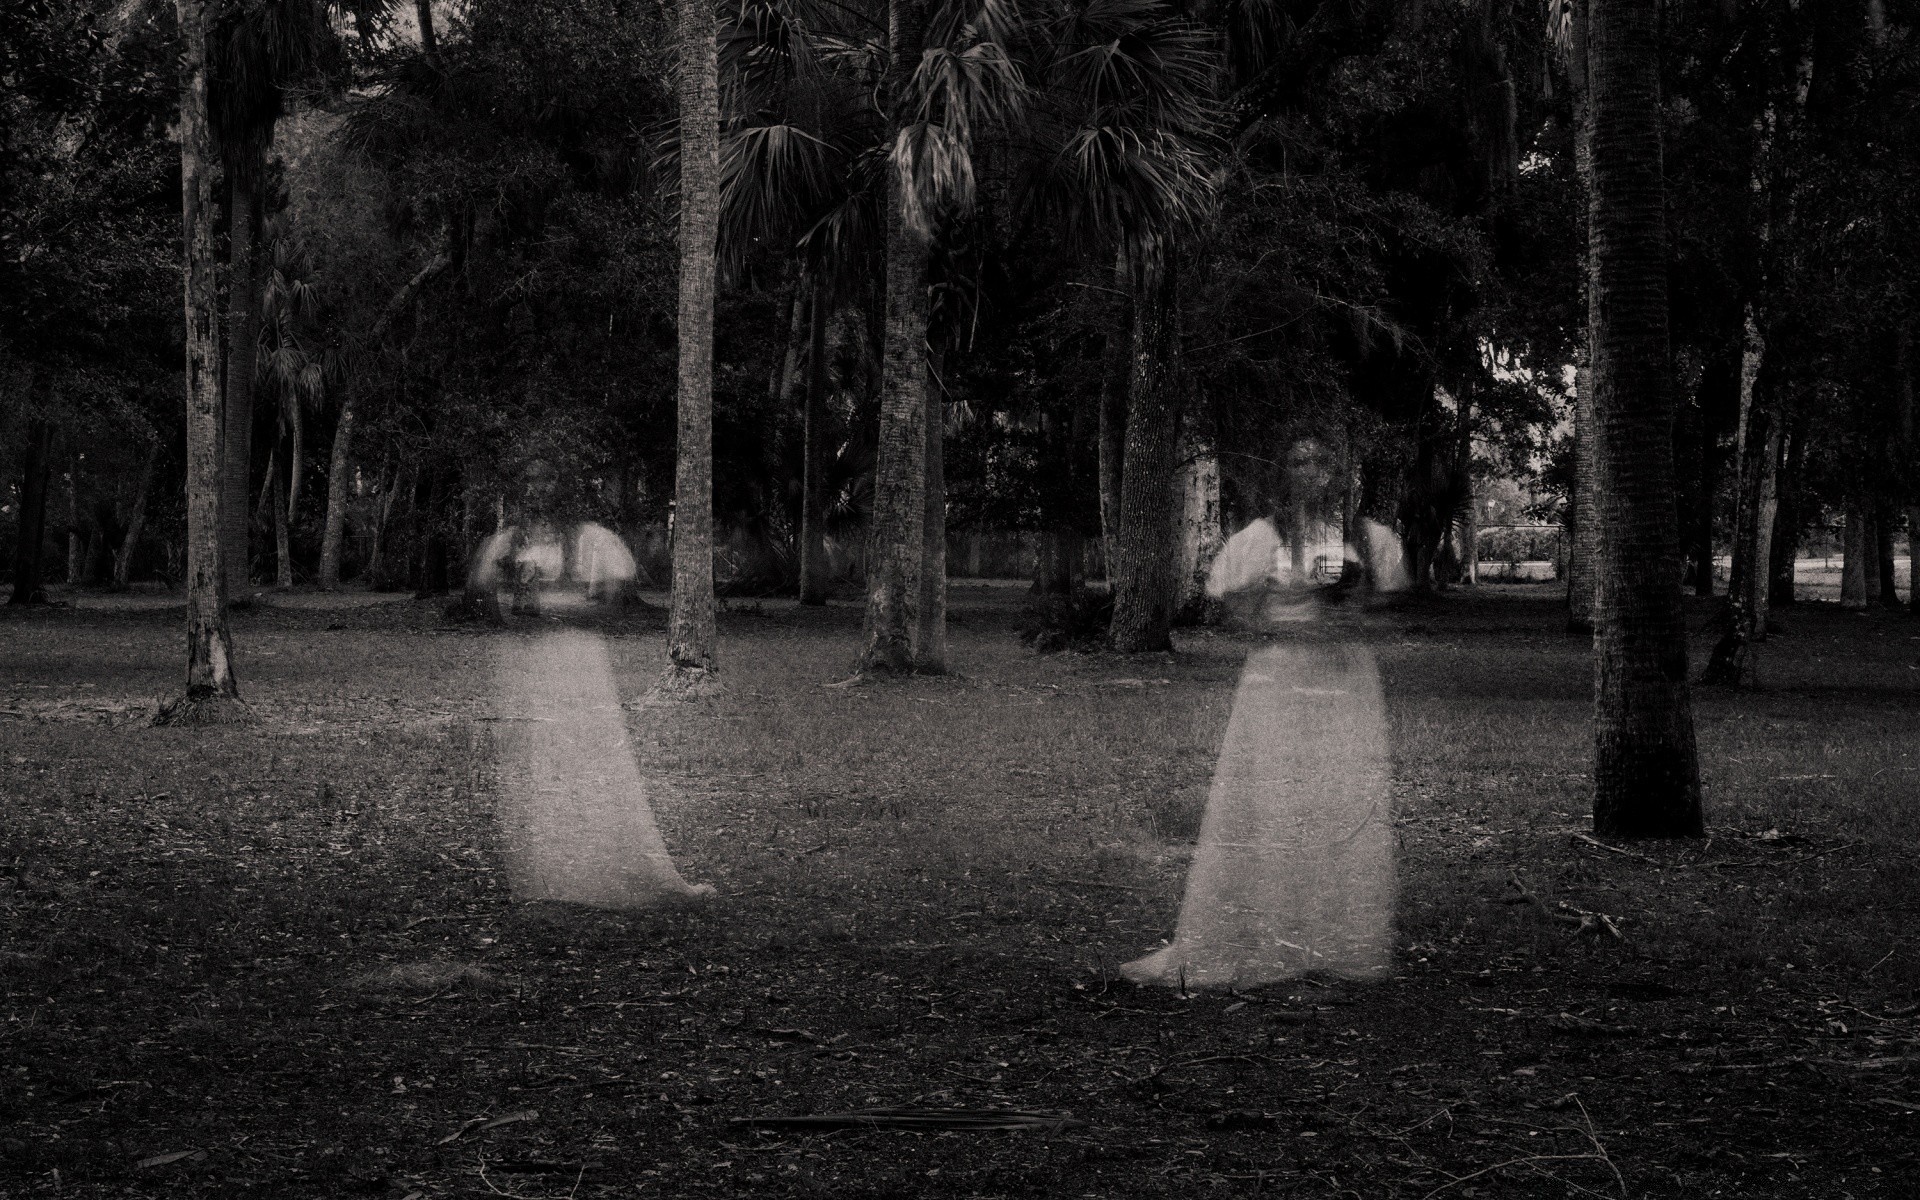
[1122,642,1395,989]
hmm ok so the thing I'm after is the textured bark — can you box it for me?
[112,443,159,589]
[1109,247,1184,654]
[1586,0,1701,836]
[916,347,947,671]
[858,0,930,674]
[1875,502,1900,608]
[798,281,831,605]
[1097,275,1131,580]
[1567,360,1598,630]
[318,386,356,588]
[666,0,720,681]
[1702,365,1779,686]
[1565,0,1597,633]
[157,0,243,723]
[1174,427,1222,622]
[8,419,53,605]
[1840,500,1868,609]
[221,172,263,600]
[66,454,83,586]
[1862,506,1883,605]
[1457,406,1478,585]
[1768,414,1805,607]
[273,450,293,588]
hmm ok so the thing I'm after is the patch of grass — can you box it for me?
[1,585,1916,1197]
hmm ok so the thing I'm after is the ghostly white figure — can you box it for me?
[469,529,516,593]
[574,522,637,599]
[1122,642,1395,989]
[1362,518,1410,593]
[493,629,712,908]
[1206,519,1284,597]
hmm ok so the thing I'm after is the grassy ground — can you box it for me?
[2,582,1917,1199]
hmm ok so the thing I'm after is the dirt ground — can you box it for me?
[1,582,1916,1198]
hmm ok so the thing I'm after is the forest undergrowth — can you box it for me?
[1,583,1916,1198]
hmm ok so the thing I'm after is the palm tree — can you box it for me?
[1018,0,1217,652]
[665,0,723,688]
[1585,0,1702,836]
[157,0,244,725]
[1552,0,1598,634]
[208,0,325,600]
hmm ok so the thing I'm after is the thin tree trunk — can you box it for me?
[222,170,263,601]
[288,395,304,530]
[66,452,83,586]
[1702,361,1779,685]
[1768,412,1806,606]
[158,0,243,723]
[1458,397,1478,585]
[274,448,293,588]
[7,419,53,606]
[1109,243,1184,654]
[415,0,438,58]
[1862,506,1883,605]
[859,0,931,674]
[1876,501,1899,607]
[112,442,159,589]
[1841,500,1868,609]
[368,463,404,589]
[798,279,831,605]
[1566,0,1597,632]
[1568,359,1598,629]
[916,346,947,670]
[1586,0,1701,836]
[666,0,720,683]
[1097,271,1131,581]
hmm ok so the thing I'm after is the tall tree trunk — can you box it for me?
[666,0,720,683]
[222,171,263,601]
[274,448,293,588]
[287,397,304,530]
[1862,506,1883,604]
[1566,0,1598,632]
[1109,244,1184,654]
[916,347,947,670]
[1586,0,1701,836]
[319,384,357,588]
[1174,425,1222,621]
[415,0,438,58]
[1875,501,1899,607]
[1097,271,1131,581]
[66,452,83,586]
[7,419,53,606]
[859,0,931,674]
[1702,359,1779,685]
[112,442,159,590]
[1568,359,1598,629]
[158,0,243,724]
[1840,500,1868,609]
[1768,412,1805,607]
[798,279,831,605]
[1458,397,1478,585]
[368,463,404,589]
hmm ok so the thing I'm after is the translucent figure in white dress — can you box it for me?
[487,523,710,908]
[1124,521,1395,990]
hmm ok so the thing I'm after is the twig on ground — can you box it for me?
[1506,874,1625,941]
[1042,878,1148,892]
[1571,833,1659,865]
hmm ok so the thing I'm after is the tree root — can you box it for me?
[151,692,254,727]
